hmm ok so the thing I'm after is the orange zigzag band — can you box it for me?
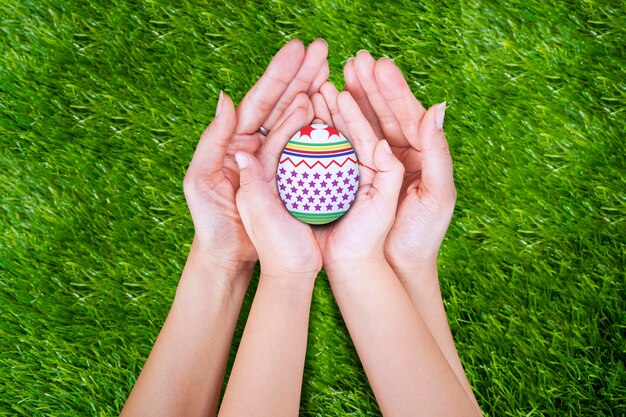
[279,157,358,170]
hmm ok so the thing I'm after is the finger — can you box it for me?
[337,91,379,172]
[354,51,407,147]
[271,92,312,133]
[320,81,349,136]
[307,60,330,95]
[236,39,305,135]
[344,55,384,139]
[374,57,427,148]
[187,92,236,175]
[235,152,277,228]
[371,139,404,212]
[258,105,312,179]
[262,38,328,130]
[417,102,455,201]
[311,93,332,125]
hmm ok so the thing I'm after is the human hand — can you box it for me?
[345,51,455,271]
[315,51,456,276]
[182,39,328,275]
[234,101,322,279]
[337,54,484,414]
[312,91,405,274]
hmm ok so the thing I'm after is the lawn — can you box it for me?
[1,0,624,415]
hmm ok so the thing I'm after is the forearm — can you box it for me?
[392,261,481,412]
[327,260,478,417]
[218,272,316,417]
[121,240,253,417]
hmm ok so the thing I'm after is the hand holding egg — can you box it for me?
[234,101,323,279]
[309,92,405,272]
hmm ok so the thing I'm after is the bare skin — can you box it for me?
[313,92,479,417]
[221,88,479,416]
[121,41,481,417]
[218,104,321,416]
[120,39,328,417]
[313,50,481,414]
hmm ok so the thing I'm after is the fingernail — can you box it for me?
[357,49,369,56]
[435,101,446,129]
[215,90,224,117]
[381,139,392,155]
[346,56,355,64]
[235,152,248,169]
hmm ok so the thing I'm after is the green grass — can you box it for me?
[1,0,624,415]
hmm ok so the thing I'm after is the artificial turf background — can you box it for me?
[1,0,624,415]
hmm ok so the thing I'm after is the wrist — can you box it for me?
[258,261,320,283]
[324,254,392,285]
[258,271,317,295]
[385,246,438,272]
[387,257,438,279]
[387,258,441,297]
[176,239,255,302]
[190,235,257,276]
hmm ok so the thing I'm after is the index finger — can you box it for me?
[235,39,305,135]
[344,56,384,139]
[337,91,379,181]
[374,58,427,149]
[354,50,407,148]
[261,38,328,130]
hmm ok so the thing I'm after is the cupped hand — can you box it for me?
[182,39,328,273]
[312,91,405,272]
[234,103,322,279]
[314,51,456,272]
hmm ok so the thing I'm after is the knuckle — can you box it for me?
[379,113,400,131]
[250,93,276,114]
[294,72,313,89]
[449,186,458,203]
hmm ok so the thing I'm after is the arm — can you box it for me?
[327,261,478,417]
[218,102,321,416]
[120,39,328,416]
[218,274,315,416]
[334,51,481,411]
[316,91,478,416]
[120,92,250,417]
[120,240,252,417]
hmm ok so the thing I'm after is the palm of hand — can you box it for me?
[385,135,454,268]
[306,90,406,269]
[313,164,381,266]
[233,105,324,276]
[185,131,265,265]
[189,101,315,266]
[185,38,330,270]
[242,166,322,276]
[332,52,456,269]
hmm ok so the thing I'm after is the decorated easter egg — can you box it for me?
[276,124,359,225]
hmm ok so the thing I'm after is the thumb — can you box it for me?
[187,93,236,175]
[234,151,275,221]
[235,151,265,190]
[371,139,405,204]
[418,102,456,201]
